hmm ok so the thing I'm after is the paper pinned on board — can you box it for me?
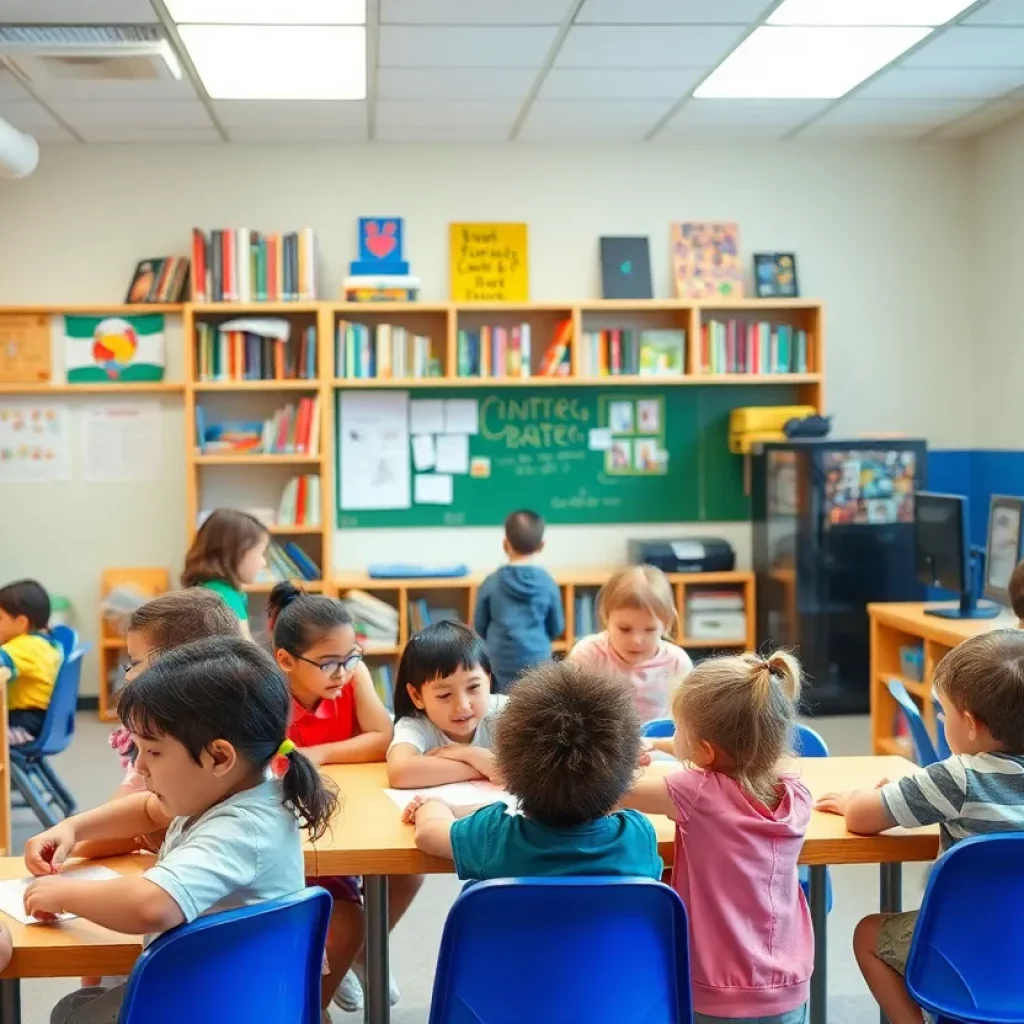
[410,399,445,437]
[383,781,517,812]
[339,391,411,511]
[0,865,120,925]
[412,434,436,472]
[82,402,162,482]
[435,434,469,475]
[588,428,612,451]
[414,473,454,505]
[443,399,479,435]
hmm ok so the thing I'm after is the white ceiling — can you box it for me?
[0,0,1022,144]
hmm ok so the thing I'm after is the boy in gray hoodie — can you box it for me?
[473,510,565,692]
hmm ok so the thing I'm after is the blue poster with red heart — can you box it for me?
[352,217,409,275]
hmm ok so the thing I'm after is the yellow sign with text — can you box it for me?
[449,222,529,302]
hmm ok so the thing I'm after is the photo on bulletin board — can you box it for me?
[449,222,528,302]
[606,439,632,475]
[608,400,635,435]
[823,450,916,527]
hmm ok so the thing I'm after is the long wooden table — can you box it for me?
[0,758,939,1024]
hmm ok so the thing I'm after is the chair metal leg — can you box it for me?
[0,976,21,1024]
[36,759,76,817]
[10,763,59,829]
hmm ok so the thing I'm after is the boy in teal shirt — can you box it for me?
[403,660,661,880]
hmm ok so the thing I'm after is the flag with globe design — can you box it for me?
[64,314,165,383]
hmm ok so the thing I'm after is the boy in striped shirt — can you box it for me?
[816,629,1024,1024]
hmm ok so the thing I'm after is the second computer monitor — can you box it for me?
[915,492,969,595]
[984,495,1024,606]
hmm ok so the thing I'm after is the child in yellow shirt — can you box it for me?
[0,580,63,741]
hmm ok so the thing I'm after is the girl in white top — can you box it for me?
[387,621,506,788]
[569,565,693,722]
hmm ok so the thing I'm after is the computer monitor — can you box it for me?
[914,491,999,620]
[983,495,1024,606]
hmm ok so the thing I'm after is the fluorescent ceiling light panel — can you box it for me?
[178,25,366,100]
[768,0,975,26]
[695,26,931,99]
[165,0,366,25]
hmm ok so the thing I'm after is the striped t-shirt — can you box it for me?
[880,753,1024,851]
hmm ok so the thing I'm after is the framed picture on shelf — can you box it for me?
[753,253,799,298]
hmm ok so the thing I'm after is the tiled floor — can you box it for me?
[12,713,922,1023]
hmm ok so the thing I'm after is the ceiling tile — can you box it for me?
[0,99,61,130]
[656,122,791,141]
[30,123,76,142]
[932,99,1024,137]
[665,99,828,127]
[378,68,535,100]
[375,123,509,141]
[556,25,746,68]
[577,0,773,24]
[857,66,1024,99]
[540,67,705,99]
[28,76,198,102]
[379,26,558,67]
[381,0,573,24]
[813,98,980,126]
[227,124,368,142]
[79,126,222,143]
[213,101,367,128]
[518,120,651,141]
[0,0,158,22]
[376,99,518,129]
[964,0,1024,26]
[900,27,1024,68]
[526,99,672,126]
[48,99,213,128]
[800,122,937,138]
[0,71,27,100]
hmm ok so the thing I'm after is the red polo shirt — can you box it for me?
[287,683,356,748]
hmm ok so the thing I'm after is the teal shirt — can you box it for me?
[450,803,663,880]
[199,580,248,622]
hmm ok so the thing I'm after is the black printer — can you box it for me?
[628,538,736,574]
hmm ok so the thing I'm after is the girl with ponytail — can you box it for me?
[622,650,813,1024]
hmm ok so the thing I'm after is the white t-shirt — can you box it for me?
[144,779,305,941]
[388,694,508,754]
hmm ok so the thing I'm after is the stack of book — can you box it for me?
[342,274,421,302]
[455,319,572,379]
[369,663,395,711]
[255,541,322,583]
[342,590,400,648]
[579,329,685,377]
[574,590,599,639]
[195,320,316,381]
[277,475,321,527]
[685,590,746,641]
[195,395,321,455]
[191,227,317,303]
[407,599,461,633]
[125,256,190,304]
[335,321,438,379]
[699,320,809,375]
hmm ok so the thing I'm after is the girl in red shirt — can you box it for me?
[268,582,423,1016]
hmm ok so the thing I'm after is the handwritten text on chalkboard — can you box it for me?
[481,395,590,449]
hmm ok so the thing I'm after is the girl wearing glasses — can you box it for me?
[268,581,421,1017]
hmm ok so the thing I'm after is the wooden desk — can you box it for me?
[868,601,1017,755]
[319,758,938,1024]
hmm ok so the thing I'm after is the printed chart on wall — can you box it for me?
[337,385,804,528]
[0,402,71,482]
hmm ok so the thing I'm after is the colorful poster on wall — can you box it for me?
[823,450,916,526]
[449,223,528,301]
[64,314,165,384]
[0,402,71,482]
[671,222,743,300]
[0,314,51,384]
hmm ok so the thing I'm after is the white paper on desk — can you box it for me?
[383,781,518,811]
[414,473,453,505]
[411,434,436,471]
[410,399,445,437]
[0,865,120,925]
[435,434,469,475]
[444,399,479,435]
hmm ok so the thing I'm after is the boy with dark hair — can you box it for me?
[473,509,564,692]
[0,579,63,741]
[402,659,662,879]
[1009,558,1024,624]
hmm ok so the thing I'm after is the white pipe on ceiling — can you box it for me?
[0,118,38,178]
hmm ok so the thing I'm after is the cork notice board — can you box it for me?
[0,314,50,384]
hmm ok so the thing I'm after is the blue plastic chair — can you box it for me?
[641,718,675,738]
[429,877,692,1024]
[118,887,330,1024]
[887,679,939,766]
[793,724,833,915]
[906,834,1024,1024]
[10,632,89,827]
[932,689,952,760]
[49,624,77,660]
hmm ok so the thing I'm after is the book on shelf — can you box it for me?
[578,328,685,377]
[253,541,322,584]
[343,590,400,647]
[574,592,598,639]
[191,227,317,303]
[455,318,572,379]
[195,395,320,455]
[196,319,317,381]
[335,321,439,380]
[699,320,809,375]
[686,590,745,613]
[277,474,322,527]
[126,257,190,305]
[408,599,461,634]
[369,663,394,711]
[342,274,421,303]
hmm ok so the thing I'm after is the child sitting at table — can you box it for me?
[268,582,421,1015]
[568,565,692,723]
[815,629,1024,1024]
[387,621,506,788]
[23,635,337,1024]
[621,650,812,1024]
[402,659,662,879]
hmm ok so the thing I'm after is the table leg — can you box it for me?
[0,978,20,1024]
[809,865,828,1024]
[879,863,903,1024]
[363,875,390,1024]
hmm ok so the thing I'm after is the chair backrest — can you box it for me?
[34,646,86,757]
[886,679,938,766]
[792,723,829,758]
[641,717,675,738]
[931,689,952,760]
[49,625,77,660]
[119,887,330,1024]
[906,834,1024,1022]
[429,877,692,1024]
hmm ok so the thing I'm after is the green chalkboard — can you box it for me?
[336,384,801,528]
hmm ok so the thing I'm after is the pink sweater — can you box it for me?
[665,768,813,1018]
[569,632,692,721]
